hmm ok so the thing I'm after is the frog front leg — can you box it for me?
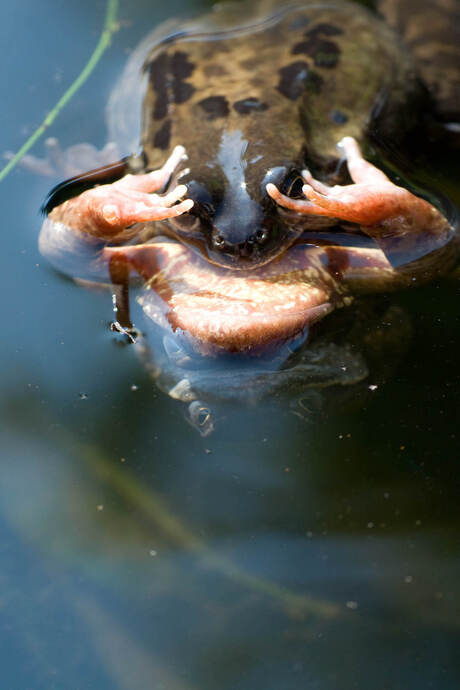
[46,145,193,241]
[39,145,194,282]
[267,136,457,282]
[40,147,194,340]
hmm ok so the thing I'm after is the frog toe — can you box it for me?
[266,182,329,217]
[301,169,332,195]
[269,169,439,229]
[102,186,194,227]
[50,181,193,239]
[94,184,194,233]
[115,146,188,193]
[301,181,414,226]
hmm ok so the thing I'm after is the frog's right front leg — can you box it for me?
[267,136,457,282]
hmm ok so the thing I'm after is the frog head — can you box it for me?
[163,127,320,270]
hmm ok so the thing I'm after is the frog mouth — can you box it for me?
[114,232,391,355]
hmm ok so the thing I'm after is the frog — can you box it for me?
[36,0,459,429]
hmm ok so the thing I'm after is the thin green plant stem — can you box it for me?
[0,0,119,183]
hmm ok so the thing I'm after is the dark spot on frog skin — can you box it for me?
[277,61,310,100]
[292,38,341,69]
[149,54,169,120]
[153,119,172,150]
[329,109,348,124]
[172,80,195,104]
[304,70,324,94]
[148,50,196,115]
[233,98,269,115]
[277,61,323,100]
[292,23,343,69]
[170,51,195,80]
[313,45,340,69]
[197,96,230,119]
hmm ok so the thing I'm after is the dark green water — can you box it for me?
[1,1,459,688]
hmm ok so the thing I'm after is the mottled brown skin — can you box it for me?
[142,5,417,165]
[138,3,426,268]
[40,0,459,357]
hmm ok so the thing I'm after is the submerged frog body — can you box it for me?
[39,1,459,396]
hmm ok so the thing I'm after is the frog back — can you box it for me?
[108,1,422,175]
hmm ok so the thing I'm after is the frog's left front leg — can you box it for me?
[267,137,457,278]
[48,145,193,242]
[40,145,194,282]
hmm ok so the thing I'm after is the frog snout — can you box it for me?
[210,227,271,267]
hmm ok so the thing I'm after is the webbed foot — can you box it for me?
[267,136,453,268]
[49,146,194,240]
[268,136,447,227]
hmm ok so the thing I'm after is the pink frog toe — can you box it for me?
[48,145,193,240]
[267,136,453,267]
[268,136,434,226]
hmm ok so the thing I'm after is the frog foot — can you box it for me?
[49,146,194,239]
[6,137,122,178]
[266,136,440,229]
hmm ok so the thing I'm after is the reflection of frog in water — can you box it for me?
[36,0,459,433]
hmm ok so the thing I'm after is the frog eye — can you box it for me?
[281,170,305,199]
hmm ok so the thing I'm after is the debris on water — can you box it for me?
[130,384,139,391]
[96,504,104,511]
[205,448,212,455]
[368,384,378,391]
[346,601,358,610]
[79,392,89,400]
[120,457,126,463]
[149,549,157,557]
[404,575,414,584]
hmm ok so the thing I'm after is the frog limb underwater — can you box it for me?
[5,138,122,179]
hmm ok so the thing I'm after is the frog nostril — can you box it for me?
[213,233,226,249]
